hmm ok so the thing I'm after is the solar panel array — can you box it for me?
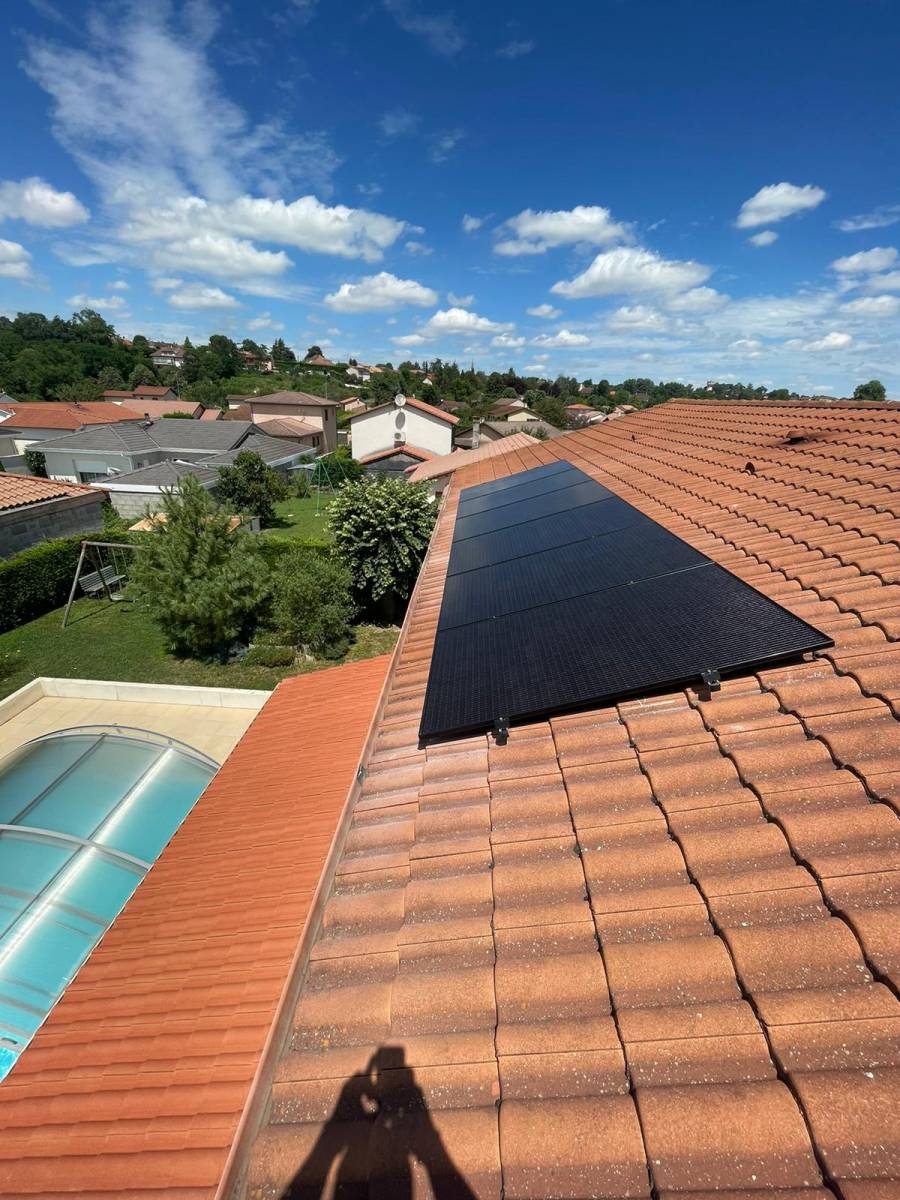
[419,461,832,741]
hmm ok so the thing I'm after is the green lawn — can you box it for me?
[263,496,333,544]
[0,598,397,701]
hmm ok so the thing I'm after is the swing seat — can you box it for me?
[78,565,125,598]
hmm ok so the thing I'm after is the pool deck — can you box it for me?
[0,678,268,767]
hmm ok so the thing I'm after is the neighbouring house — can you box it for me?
[0,473,107,557]
[2,400,895,1197]
[335,395,367,414]
[476,418,563,443]
[345,365,372,382]
[240,391,339,452]
[36,419,312,488]
[0,402,144,461]
[608,403,637,419]
[404,431,539,493]
[349,394,458,473]
[104,393,202,420]
[199,407,223,421]
[565,401,605,426]
[303,353,334,368]
[148,341,186,369]
[98,461,220,519]
[238,349,274,373]
[490,403,544,423]
[251,416,325,451]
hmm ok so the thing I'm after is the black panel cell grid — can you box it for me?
[456,459,571,502]
[420,463,832,741]
[456,464,584,518]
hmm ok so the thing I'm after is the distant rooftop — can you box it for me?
[0,473,101,511]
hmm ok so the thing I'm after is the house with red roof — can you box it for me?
[349,393,460,475]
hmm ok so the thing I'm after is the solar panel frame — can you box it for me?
[456,464,585,517]
[454,478,611,541]
[455,459,570,502]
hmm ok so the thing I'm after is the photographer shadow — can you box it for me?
[280,1045,479,1200]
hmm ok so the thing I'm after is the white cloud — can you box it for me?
[325,271,438,312]
[0,177,89,227]
[391,333,427,346]
[429,129,464,163]
[67,292,127,311]
[423,307,512,335]
[736,182,827,228]
[607,305,669,333]
[835,204,900,233]
[531,329,590,348]
[462,214,484,233]
[382,0,465,55]
[110,279,129,290]
[495,205,631,256]
[23,8,340,205]
[863,270,900,293]
[840,294,900,317]
[665,286,727,313]
[144,231,291,280]
[357,182,383,198]
[524,362,548,373]
[168,283,240,309]
[248,311,285,331]
[0,239,31,280]
[748,230,778,247]
[804,331,852,352]
[728,337,764,357]
[378,108,419,139]
[830,246,898,274]
[152,276,182,291]
[404,240,433,256]
[527,303,561,319]
[492,333,526,348]
[552,246,711,299]
[496,39,534,59]
[120,196,407,267]
[447,291,474,306]
[51,241,116,266]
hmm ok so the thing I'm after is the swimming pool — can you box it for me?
[0,725,218,1079]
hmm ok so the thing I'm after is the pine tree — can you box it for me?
[128,477,270,657]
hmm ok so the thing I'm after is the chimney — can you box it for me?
[472,420,480,449]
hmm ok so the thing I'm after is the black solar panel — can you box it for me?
[456,459,570,501]
[448,496,644,576]
[457,464,583,517]
[420,463,832,742]
[454,479,610,541]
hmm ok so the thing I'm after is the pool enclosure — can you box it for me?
[0,725,218,1078]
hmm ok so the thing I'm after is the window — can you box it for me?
[78,470,108,483]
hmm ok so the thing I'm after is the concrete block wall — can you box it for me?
[0,493,105,558]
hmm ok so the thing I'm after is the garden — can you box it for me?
[0,458,437,701]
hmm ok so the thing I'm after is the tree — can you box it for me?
[853,379,886,403]
[127,476,270,658]
[529,392,568,428]
[183,378,227,408]
[128,363,158,388]
[24,448,47,477]
[214,451,288,526]
[56,378,102,403]
[305,345,324,360]
[271,337,295,366]
[97,366,126,390]
[272,551,355,659]
[329,477,436,615]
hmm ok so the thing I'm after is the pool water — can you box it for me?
[0,726,217,1079]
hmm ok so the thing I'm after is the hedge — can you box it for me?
[0,532,132,634]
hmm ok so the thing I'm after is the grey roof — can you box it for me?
[102,461,219,487]
[38,419,251,456]
[244,390,337,409]
[202,432,312,467]
[481,419,563,438]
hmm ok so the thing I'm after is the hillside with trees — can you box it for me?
[0,309,886,426]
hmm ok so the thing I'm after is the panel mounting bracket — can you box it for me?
[493,716,510,745]
[700,668,721,692]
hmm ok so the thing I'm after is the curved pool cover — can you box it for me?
[0,726,218,1079]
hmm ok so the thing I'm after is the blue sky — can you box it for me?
[1,0,899,394]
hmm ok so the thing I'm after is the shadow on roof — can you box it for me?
[278,1045,478,1199]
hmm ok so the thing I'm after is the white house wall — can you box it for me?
[350,405,453,461]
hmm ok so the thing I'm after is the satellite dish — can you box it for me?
[394,393,407,408]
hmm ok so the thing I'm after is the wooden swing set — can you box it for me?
[61,540,140,628]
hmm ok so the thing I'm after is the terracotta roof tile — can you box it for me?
[10,397,900,1196]
[0,655,389,1198]
[0,472,102,511]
